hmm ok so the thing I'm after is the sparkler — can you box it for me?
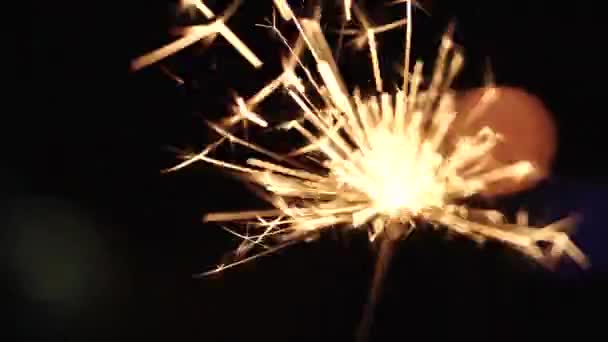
[134,0,588,339]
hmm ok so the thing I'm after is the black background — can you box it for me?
[7,0,607,341]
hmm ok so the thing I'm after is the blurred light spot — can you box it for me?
[7,196,111,316]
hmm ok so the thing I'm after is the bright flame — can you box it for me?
[134,1,588,276]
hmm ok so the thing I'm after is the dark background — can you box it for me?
[7,0,607,340]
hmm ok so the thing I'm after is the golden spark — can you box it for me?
[136,0,587,283]
[134,1,589,339]
[131,0,262,71]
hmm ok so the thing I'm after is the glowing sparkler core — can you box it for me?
[329,94,446,218]
[133,1,588,275]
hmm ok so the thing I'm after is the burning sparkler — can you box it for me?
[134,0,588,339]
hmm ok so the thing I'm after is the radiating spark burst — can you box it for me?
[135,0,588,339]
[164,0,587,270]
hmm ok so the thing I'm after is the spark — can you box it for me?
[131,23,222,71]
[155,1,590,273]
[148,0,589,271]
[388,0,430,16]
[132,0,261,71]
[273,0,294,21]
[345,0,353,21]
[159,65,185,85]
[403,0,413,92]
[133,0,589,337]
[184,0,262,69]
[235,97,268,127]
